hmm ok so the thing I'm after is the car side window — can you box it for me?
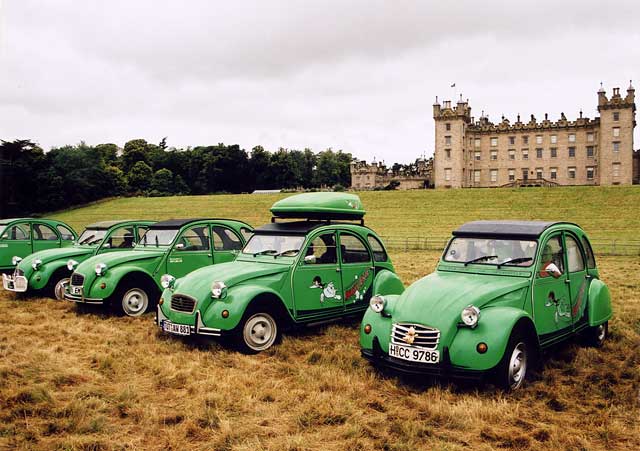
[137,226,149,241]
[240,227,253,242]
[539,235,564,277]
[367,235,387,262]
[179,226,210,251]
[340,233,371,264]
[33,223,58,240]
[2,223,31,240]
[212,226,243,251]
[565,235,585,273]
[581,236,596,268]
[109,226,135,249]
[57,225,75,241]
[304,233,337,265]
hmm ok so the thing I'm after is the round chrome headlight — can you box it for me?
[161,274,176,289]
[211,281,227,299]
[369,295,386,313]
[95,263,108,276]
[12,256,22,266]
[461,305,481,327]
[32,259,42,271]
[67,259,79,271]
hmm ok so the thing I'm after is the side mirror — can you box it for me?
[544,262,563,279]
[102,243,111,249]
[304,255,316,264]
[175,243,185,250]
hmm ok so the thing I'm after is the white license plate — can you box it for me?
[70,286,82,295]
[389,343,439,364]
[162,321,191,336]
[14,278,27,291]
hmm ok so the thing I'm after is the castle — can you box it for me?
[433,83,638,188]
[350,157,433,190]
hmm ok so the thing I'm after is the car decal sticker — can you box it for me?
[571,279,587,317]
[344,269,370,303]
[310,276,342,303]
[545,291,571,324]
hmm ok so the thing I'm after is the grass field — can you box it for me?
[1,186,639,450]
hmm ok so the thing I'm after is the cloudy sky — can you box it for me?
[1,1,638,163]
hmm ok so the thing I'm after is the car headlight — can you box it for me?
[211,281,227,299]
[12,256,22,265]
[32,259,42,270]
[461,305,481,328]
[369,294,386,313]
[161,274,176,289]
[67,259,79,271]
[95,263,108,276]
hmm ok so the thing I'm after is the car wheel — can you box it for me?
[584,321,608,347]
[53,277,70,301]
[235,310,279,354]
[496,330,529,391]
[119,286,150,317]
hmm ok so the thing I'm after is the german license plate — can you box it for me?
[14,277,27,291]
[70,286,82,295]
[389,343,439,363]
[162,321,191,336]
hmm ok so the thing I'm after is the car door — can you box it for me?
[32,223,61,253]
[56,224,76,246]
[211,225,243,264]
[165,224,214,278]
[337,231,374,312]
[532,234,572,341]
[101,226,136,253]
[0,222,32,267]
[292,231,344,319]
[563,233,589,328]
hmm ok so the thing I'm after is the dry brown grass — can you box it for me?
[0,251,639,451]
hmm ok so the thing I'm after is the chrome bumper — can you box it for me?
[2,273,27,292]
[156,305,222,337]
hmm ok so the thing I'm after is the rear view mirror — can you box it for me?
[304,255,316,264]
[544,262,563,279]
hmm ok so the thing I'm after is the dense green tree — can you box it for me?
[150,168,175,195]
[127,161,153,193]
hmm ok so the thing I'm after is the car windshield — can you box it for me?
[139,228,179,247]
[444,237,537,267]
[243,234,305,256]
[77,229,107,245]
[0,226,5,237]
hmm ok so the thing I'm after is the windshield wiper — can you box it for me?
[497,257,533,269]
[253,249,278,257]
[464,255,498,266]
[79,234,95,245]
[86,237,103,245]
[274,249,300,257]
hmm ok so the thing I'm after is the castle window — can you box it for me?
[568,147,576,158]
[522,169,529,181]
[612,163,621,177]
[550,148,557,158]
[536,148,543,158]
[445,149,451,159]
[586,166,595,180]
[522,136,529,145]
[474,170,481,183]
[508,169,515,181]
[536,135,543,144]
[445,136,452,145]
[536,168,543,179]
[446,123,451,131]
[522,149,529,160]
[490,137,498,147]
[474,138,481,148]
[613,127,620,137]
[475,151,481,161]
[444,168,452,181]
[568,167,576,179]
[490,150,497,160]
[509,136,515,145]
[490,169,498,182]
[587,146,594,158]
[550,135,557,144]
[550,168,557,180]
[508,149,515,160]
[613,142,620,152]
[587,132,594,142]
[568,133,576,143]
[613,112,620,121]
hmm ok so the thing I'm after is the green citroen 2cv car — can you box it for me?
[64,219,253,316]
[360,221,612,390]
[157,193,404,353]
[0,218,77,274]
[3,220,155,299]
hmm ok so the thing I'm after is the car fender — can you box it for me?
[372,270,405,297]
[359,295,400,351]
[201,284,292,331]
[87,266,156,299]
[587,279,612,326]
[29,260,70,290]
[449,306,537,371]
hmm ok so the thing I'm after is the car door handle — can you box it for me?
[564,279,570,284]
[336,268,341,272]
[207,254,212,257]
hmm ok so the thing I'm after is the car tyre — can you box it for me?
[495,329,530,391]
[113,284,152,317]
[234,307,280,354]
[584,321,608,347]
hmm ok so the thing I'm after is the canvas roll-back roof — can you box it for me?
[453,220,577,239]
[270,192,365,221]
[86,220,153,230]
[254,221,329,235]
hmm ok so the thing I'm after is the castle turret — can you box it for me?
[433,95,472,188]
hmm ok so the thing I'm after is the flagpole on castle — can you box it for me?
[451,82,456,103]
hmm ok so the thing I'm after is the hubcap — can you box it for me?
[54,278,70,301]
[243,313,277,351]
[507,342,527,389]
[122,288,149,316]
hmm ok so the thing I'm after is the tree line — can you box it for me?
[0,139,353,217]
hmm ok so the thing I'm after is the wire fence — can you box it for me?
[379,236,640,256]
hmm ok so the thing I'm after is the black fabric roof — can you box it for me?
[86,220,147,230]
[150,219,207,229]
[453,220,571,239]
[254,221,329,235]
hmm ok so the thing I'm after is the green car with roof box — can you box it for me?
[0,218,77,275]
[64,218,253,317]
[360,220,612,390]
[157,193,404,353]
[3,220,155,299]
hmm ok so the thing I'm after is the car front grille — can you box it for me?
[391,323,440,350]
[171,294,196,314]
[70,272,84,286]
[13,268,24,277]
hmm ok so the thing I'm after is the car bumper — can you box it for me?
[156,305,222,337]
[63,285,105,304]
[2,273,27,292]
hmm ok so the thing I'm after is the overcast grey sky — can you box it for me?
[1,0,638,163]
